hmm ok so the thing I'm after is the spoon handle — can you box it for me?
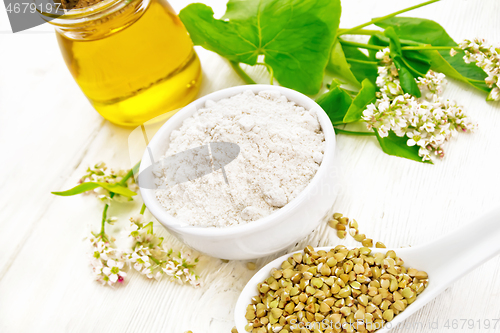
[409,205,500,284]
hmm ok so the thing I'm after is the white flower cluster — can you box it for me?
[79,162,139,202]
[88,215,200,287]
[89,235,128,286]
[456,38,500,101]
[363,48,475,161]
[127,215,200,287]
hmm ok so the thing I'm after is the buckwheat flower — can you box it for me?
[79,163,138,201]
[419,147,432,161]
[406,131,426,147]
[88,233,128,286]
[375,48,405,98]
[125,217,200,286]
[490,87,500,101]
[102,259,127,283]
[129,251,151,272]
[163,262,177,276]
[417,71,447,101]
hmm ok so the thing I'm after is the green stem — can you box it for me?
[346,58,380,65]
[468,78,489,83]
[337,28,382,36]
[99,161,140,240]
[150,256,161,265]
[99,202,110,240]
[339,40,384,50]
[120,161,140,186]
[256,62,274,85]
[334,128,376,136]
[401,45,460,51]
[230,61,256,85]
[341,88,362,95]
[140,203,147,215]
[338,0,440,36]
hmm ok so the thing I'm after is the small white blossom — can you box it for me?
[102,259,127,283]
[88,234,127,286]
[125,218,201,287]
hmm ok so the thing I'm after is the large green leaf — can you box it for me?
[376,17,489,92]
[179,0,342,95]
[375,131,432,164]
[316,87,352,125]
[52,182,137,197]
[343,79,376,123]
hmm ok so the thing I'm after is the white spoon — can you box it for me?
[234,206,500,332]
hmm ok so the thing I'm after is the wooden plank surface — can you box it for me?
[1,0,500,332]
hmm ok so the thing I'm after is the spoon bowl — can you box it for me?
[235,206,500,332]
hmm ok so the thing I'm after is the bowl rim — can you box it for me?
[139,84,336,238]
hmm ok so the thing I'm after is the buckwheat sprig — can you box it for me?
[363,48,476,161]
[454,38,500,101]
[79,162,139,202]
[88,233,128,286]
[127,206,201,287]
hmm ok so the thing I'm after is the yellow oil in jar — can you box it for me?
[55,0,201,126]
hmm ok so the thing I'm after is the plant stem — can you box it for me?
[346,58,380,65]
[99,161,140,240]
[120,161,141,186]
[334,128,376,136]
[337,28,382,36]
[140,203,146,215]
[401,45,459,51]
[230,61,256,85]
[257,62,274,85]
[339,40,384,50]
[99,201,110,240]
[338,0,441,36]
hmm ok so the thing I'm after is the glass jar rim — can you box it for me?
[45,0,135,26]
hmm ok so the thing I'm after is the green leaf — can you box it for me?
[342,45,379,86]
[343,79,376,123]
[384,27,402,57]
[421,50,490,92]
[327,40,362,88]
[375,131,432,164]
[403,50,431,76]
[52,182,137,197]
[179,0,342,95]
[375,17,489,92]
[383,28,421,97]
[316,87,352,125]
[368,34,432,76]
[392,56,421,97]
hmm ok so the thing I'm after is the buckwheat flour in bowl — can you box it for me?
[153,90,325,228]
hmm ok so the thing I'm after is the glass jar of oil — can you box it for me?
[48,0,201,126]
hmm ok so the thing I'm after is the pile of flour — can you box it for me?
[153,90,325,227]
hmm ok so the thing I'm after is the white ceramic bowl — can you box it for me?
[139,84,337,260]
